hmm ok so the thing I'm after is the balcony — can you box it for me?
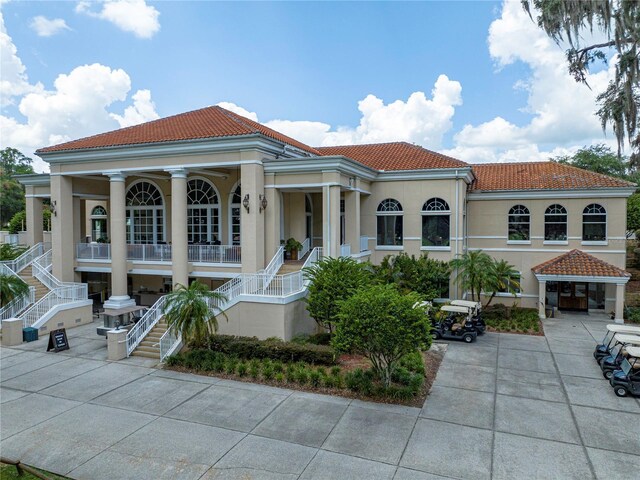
[76,243,241,264]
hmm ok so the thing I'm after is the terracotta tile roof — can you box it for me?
[532,249,630,278]
[316,142,468,171]
[36,106,320,156]
[471,161,634,191]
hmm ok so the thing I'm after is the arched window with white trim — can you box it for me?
[126,181,164,244]
[544,204,567,241]
[187,178,220,244]
[376,198,403,246]
[229,183,241,246]
[508,205,530,241]
[422,198,450,247]
[91,205,108,242]
[583,203,606,241]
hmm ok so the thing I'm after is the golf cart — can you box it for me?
[600,334,640,380]
[450,299,486,334]
[593,324,640,363]
[609,345,640,397]
[432,305,478,343]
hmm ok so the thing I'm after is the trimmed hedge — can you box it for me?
[206,334,336,365]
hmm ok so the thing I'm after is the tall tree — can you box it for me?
[554,144,628,178]
[522,1,640,163]
[0,148,34,226]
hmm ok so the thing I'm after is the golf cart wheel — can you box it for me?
[463,334,474,343]
[434,331,441,340]
[603,370,613,380]
[614,386,628,397]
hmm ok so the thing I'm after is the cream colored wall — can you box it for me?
[37,304,93,335]
[467,196,628,308]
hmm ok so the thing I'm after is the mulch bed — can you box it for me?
[485,321,545,336]
[165,346,445,408]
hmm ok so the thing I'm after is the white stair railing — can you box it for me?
[299,238,310,259]
[126,295,167,355]
[1,242,44,274]
[0,285,35,323]
[340,243,351,257]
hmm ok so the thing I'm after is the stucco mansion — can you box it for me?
[9,105,633,357]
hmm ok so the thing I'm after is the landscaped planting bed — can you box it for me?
[482,304,543,335]
[165,335,444,407]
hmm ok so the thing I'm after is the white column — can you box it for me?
[168,168,189,289]
[264,182,281,262]
[345,181,360,254]
[104,173,135,309]
[25,189,44,246]
[240,162,265,273]
[51,173,75,282]
[538,279,546,320]
[614,283,625,324]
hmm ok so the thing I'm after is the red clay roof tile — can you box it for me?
[532,249,630,278]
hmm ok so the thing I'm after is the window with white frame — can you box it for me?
[376,199,403,246]
[187,178,220,244]
[126,181,164,244]
[421,198,450,247]
[544,204,567,241]
[229,184,241,246]
[498,272,521,295]
[508,205,530,241]
[90,206,107,242]
[583,203,606,241]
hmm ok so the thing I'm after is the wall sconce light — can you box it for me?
[242,194,250,213]
[50,200,57,217]
[259,194,268,213]
[348,177,356,189]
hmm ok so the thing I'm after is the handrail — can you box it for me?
[0,286,35,323]
[360,235,369,252]
[126,295,167,355]
[0,243,44,274]
[75,243,242,264]
[299,238,311,259]
[340,243,351,257]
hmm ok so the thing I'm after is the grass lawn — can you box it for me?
[0,463,70,480]
[482,305,543,335]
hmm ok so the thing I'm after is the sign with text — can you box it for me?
[47,328,69,353]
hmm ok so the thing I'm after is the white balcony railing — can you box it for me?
[340,243,351,257]
[76,243,241,264]
[360,235,369,252]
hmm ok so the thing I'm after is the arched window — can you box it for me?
[187,178,220,244]
[305,194,313,242]
[90,205,107,242]
[422,198,450,247]
[376,199,403,246]
[508,205,530,241]
[126,181,164,244]
[544,204,567,241]
[583,203,606,241]
[229,183,241,245]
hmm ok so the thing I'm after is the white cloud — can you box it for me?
[445,0,616,163]
[0,11,158,172]
[30,16,71,37]
[216,102,259,121]
[0,13,43,106]
[76,0,160,39]
[219,74,463,149]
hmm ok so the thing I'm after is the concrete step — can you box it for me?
[130,350,160,359]
[136,345,160,353]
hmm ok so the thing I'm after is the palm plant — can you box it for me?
[0,273,30,307]
[484,259,521,308]
[449,250,493,301]
[162,280,228,347]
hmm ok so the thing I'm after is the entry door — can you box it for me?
[558,282,588,311]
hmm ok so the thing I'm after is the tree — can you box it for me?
[303,256,371,332]
[7,208,51,234]
[554,144,628,178]
[522,1,640,163]
[484,259,522,308]
[373,253,450,300]
[450,251,494,302]
[0,273,29,307]
[627,193,640,236]
[332,284,431,388]
[0,244,27,261]
[0,148,34,226]
[162,281,228,347]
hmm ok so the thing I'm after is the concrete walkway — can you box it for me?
[1,315,639,479]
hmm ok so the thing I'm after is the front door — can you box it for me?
[558,282,588,311]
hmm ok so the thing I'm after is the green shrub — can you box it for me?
[330,366,342,377]
[345,368,374,395]
[322,375,336,388]
[236,362,248,377]
[272,360,284,373]
[296,368,310,385]
[207,334,335,365]
[262,362,275,381]
[483,305,540,332]
[309,370,322,387]
[274,372,285,383]
[307,333,332,345]
[249,363,260,379]
[625,306,640,324]
[399,351,425,375]
[224,357,238,375]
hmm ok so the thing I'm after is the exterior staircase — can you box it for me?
[276,259,306,275]
[19,266,49,301]
[130,319,168,359]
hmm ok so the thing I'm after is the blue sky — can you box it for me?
[1,1,615,172]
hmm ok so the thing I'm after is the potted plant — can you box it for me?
[285,237,303,260]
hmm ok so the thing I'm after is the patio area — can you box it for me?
[1,313,638,479]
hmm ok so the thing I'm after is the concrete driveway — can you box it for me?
[1,315,639,479]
